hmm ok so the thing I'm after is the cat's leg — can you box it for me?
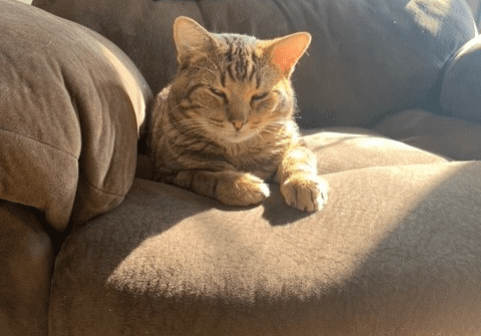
[168,170,270,206]
[276,145,328,212]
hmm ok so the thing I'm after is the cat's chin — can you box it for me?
[223,132,256,144]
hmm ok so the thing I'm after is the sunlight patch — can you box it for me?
[405,0,453,35]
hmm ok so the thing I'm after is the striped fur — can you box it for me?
[149,16,327,211]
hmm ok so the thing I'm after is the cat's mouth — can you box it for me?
[224,128,256,144]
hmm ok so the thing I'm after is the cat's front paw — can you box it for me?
[280,174,328,212]
[218,172,270,207]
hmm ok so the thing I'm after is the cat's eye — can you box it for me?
[251,92,269,102]
[210,88,226,98]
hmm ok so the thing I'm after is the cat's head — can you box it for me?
[167,16,311,144]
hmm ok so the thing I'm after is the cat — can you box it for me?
[149,16,327,212]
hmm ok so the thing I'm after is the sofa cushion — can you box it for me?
[374,109,481,161]
[32,0,476,129]
[0,0,152,230]
[303,127,447,174]
[48,131,476,335]
[49,159,481,336]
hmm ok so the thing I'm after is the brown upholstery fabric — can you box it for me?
[0,0,152,231]
[32,0,476,129]
[303,127,447,174]
[49,134,476,336]
[6,1,481,335]
[50,158,481,335]
[0,201,53,336]
[374,109,481,161]
[0,2,152,335]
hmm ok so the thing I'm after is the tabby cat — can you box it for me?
[149,16,327,212]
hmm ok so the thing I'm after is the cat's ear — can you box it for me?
[173,16,215,65]
[262,32,311,77]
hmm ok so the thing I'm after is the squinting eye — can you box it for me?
[251,92,269,101]
[210,88,226,98]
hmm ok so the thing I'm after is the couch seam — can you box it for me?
[0,127,78,159]
[0,128,128,197]
[81,175,130,198]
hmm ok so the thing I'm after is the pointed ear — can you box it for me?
[173,16,214,65]
[262,32,311,77]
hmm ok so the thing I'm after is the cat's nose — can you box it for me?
[232,120,245,131]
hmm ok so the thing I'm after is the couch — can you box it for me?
[2,0,481,334]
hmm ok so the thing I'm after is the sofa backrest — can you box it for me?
[32,0,476,129]
[465,0,481,27]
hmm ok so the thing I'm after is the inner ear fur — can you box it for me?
[261,32,312,77]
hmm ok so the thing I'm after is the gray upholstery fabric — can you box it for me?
[441,34,481,123]
[0,0,152,231]
[466,0,481,28]
[32,0,476,129]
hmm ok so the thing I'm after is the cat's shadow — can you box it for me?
[260,184,315,226]
[202,183,313,226]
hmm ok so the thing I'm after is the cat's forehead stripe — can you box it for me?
[222,39,259,84]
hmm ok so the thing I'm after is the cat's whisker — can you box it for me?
[207,56,222,73]
[170,119,226,141]
[143,124,202,136]
[194,50,222,72]
[190,65,219,77]
[168,124,204,137]
[164,118,205,137]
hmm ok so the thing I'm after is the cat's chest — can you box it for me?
[221,141,286,178]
